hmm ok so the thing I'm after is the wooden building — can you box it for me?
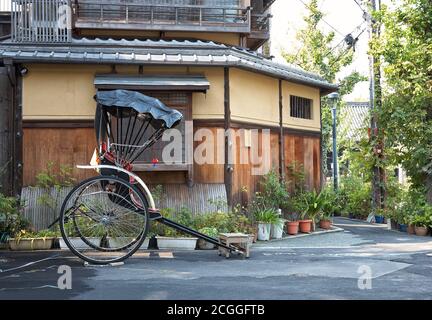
[0,0,337,212]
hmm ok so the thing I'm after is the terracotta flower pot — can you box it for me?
[407,224,416,235]
[319,219,332,230]
[299,220,312,233]
[286,221,299,235]
[414,226,429,237]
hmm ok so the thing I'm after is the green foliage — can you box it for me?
[296,190,326,222]
[208,197,228,212]
[410,211,432,228]
[150,185,165,206]
[282,0,367,177]
[36,162,75,189]
[258,170,289,210]
[151,208,195,238]
[0,193,29,238]
[198,227,219,238]
[338,176,372,219]
[320,186,342,219]
[13,228,59,240]
[36,162,76,212]
[393,187,431,226]
[286,161,306,194]
[152,207,254,238]
[371,0,432,202]
[253,207,279,224]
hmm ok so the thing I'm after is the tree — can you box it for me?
[372,0,432,203]
[282,0,367,179]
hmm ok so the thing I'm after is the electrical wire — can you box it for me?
[297,0,345,36]
[327,27,367,68]
[322,21,366,59]
[353,0,368,14]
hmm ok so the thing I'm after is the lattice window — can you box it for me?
[290,95,313,120]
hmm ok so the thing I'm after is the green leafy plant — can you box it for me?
[36,162,76,217]
[410,213,432,228]
[259,170,289,210]
[0,193,29,239]
[254,208,279,224]
[198,227,219,238]
[371,0,432,204]
[298,190,326,222]
[286,161,307,194]
[13,228,59,241]
[150,185,165,207]
[320,186,341,217]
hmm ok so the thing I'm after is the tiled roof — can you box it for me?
[339,102,370,141]
[0,38,337,93]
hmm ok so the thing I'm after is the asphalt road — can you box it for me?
[1,217,432,300]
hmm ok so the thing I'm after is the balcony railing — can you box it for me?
[251,12,270,34]
[73,0,251,33]
[11,0,72,43]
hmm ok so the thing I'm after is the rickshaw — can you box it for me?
[57,90,242,265]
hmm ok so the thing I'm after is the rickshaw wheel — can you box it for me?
[59,175,149,265]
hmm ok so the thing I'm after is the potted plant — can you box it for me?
[156,236,198,250]
[254,208,278,241]
[299,190,325,233]
[319,188,340,230]
[285,213,300,235]
[271,217,286,239]
[8,229,58,251]
[319,211,333,230]
[197,227,219,250]
[411,213,431,237]
[154,208,198,250]
[0,194,28,247]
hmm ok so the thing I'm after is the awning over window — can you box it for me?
[94,74,210,92]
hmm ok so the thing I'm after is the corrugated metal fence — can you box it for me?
[21,183,227,231]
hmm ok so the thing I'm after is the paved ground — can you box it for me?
[1,217,432,300]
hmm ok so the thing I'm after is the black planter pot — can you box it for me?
[148,236,158,250]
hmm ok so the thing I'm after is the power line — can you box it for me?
[353,0,370,20]
[327,28,367,68]
[323,21,366,59]
[327,26,367,68]
[289,1,367,64]
[297,0,345,36]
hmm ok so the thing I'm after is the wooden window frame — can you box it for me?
[290,95,313,120]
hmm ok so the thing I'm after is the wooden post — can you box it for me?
[319,94,324,189]
[4,60,23,198]
[224,67,233,207]
[278,79,285,181]
[0,67,13,196]
[14,67,23,199]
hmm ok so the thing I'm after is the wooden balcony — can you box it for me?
[73,0,252,33]
[9,0,274,49]
[247,12,271,50]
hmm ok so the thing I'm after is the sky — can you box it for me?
[270,0,372,101]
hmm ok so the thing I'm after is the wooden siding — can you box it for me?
[193,126,225,184]
[23,127,96,186]
[22,126,321,207]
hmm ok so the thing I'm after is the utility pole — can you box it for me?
[367,0,385,217]
[329,92,339,191]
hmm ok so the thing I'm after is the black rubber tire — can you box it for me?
[59,175,149,265]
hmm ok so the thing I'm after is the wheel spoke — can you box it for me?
[60,176,149,264]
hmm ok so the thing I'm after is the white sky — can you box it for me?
[270,0,372,101]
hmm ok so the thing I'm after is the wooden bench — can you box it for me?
[218,233,251,259]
